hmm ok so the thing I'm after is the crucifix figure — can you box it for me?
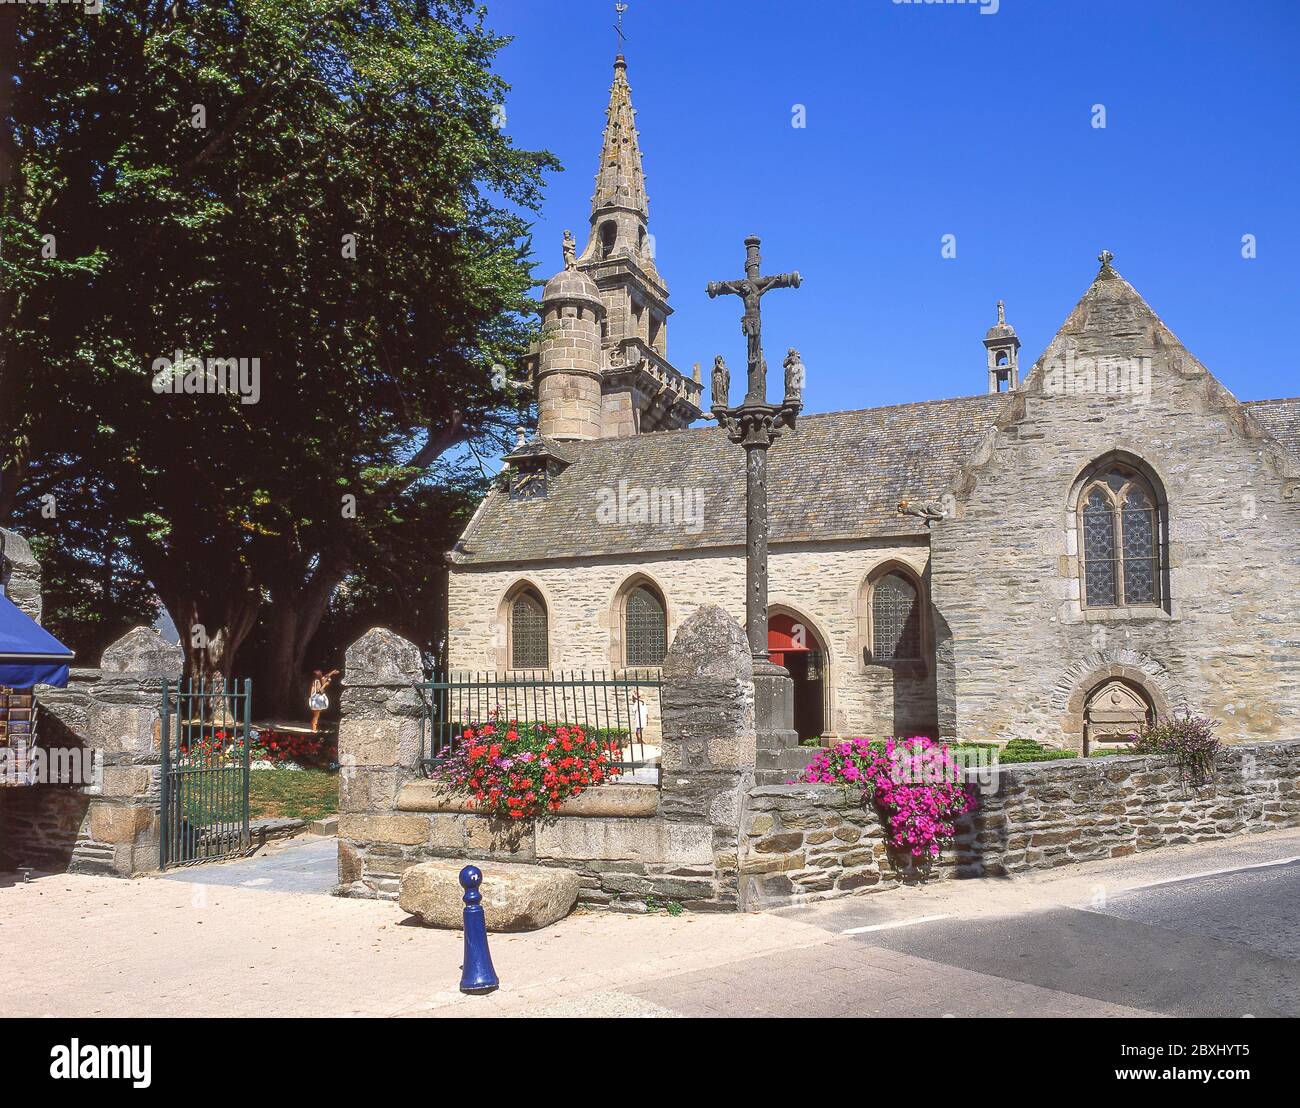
[707,235,801,405]
[707,235,804,668]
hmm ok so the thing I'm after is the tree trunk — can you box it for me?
[160,588,260,687]
[261,556,350,719]
[0,2,23,525]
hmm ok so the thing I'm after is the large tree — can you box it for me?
[2,1,552,710]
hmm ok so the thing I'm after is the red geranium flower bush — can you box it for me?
[429,721,620,820]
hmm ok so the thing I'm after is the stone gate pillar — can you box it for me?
[658,606,756,910]
[0,527,44,620]
[336,627,424,897]
[76,627,183,876]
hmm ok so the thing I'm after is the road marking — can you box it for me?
[1123,854,1300,894]
[840,914,949,935]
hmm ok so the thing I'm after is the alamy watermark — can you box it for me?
[2,0,103,15]
[595,480,705,535]
[1041,352,1152,404]
[150,350,261,405]
[0,745,100,786]
[893,0,1000,14]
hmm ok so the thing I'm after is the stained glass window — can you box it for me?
[1121,485,1158,603]
[510,590,548,669]
[1079,465,1163,608]
[1082,488,1117,606]
[625,585,667,667]
[872,572,921,661]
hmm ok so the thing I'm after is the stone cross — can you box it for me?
[706,235,803,669]
[707,235,802,406]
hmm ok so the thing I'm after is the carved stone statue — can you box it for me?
[898,498,948,524]
[562,229,576,269]
[783,347,803,399]
[711,354,730,409]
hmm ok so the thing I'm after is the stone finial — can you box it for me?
[662,605,753,684]
[344,627,422,686]
[1098,249,1116,275]
[562,229,576,269]
[515,426,527,449]
[692,361,701,385]
[100,626,184,677]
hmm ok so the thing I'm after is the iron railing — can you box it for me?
[415,669,663,781]
[159,677,252,868]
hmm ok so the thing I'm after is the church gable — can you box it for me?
[941,256,1299,512]
[929,256,1300,747]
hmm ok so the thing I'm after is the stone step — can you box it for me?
[754,743,818,785]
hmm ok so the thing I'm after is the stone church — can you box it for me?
[446,54,1300,751]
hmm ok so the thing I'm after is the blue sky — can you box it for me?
[486,0,1299,416]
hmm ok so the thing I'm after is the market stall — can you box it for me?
[0,594,74,785]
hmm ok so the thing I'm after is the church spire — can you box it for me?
[591,55,648,222]
[528,33,702,441]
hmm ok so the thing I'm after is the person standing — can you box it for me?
[308,669,340,732]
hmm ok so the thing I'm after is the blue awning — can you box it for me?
[0,594,74,689]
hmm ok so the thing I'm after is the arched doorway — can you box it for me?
[1083,678,1153,752]
[769,613,825,741]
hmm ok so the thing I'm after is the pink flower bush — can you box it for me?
[796,736,974,861]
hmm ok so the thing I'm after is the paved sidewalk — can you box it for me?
[2,828,1298,1018]
[156,835,337,895]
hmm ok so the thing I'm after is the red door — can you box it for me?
[768,614,825,741]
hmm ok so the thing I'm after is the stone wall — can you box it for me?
[931,297,1300,748]
[0,668,95,871]
[447,537,937,739]
[0,630,180,877]
[337,607,758,910]
[741,784,892,909]
[739,740,1300,908]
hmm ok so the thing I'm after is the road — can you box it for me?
[3,828,1299,1017]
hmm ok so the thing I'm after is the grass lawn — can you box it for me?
[249,768,339,822]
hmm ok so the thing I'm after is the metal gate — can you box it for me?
[159,677,252,868]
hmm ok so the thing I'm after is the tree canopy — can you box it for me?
[1,0,554,712]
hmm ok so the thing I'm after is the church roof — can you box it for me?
[453,255,1300,569]
[1245,397,1300,460]
[451,393,1008,565]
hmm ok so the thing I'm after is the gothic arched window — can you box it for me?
[871,572,922,662]
[1078,462,1163,608]
[509,587,548,669]
[624,584,667,667]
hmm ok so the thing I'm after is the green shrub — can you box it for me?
[997,738,1077,763]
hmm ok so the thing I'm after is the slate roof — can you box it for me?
[1244,398,1300,461]
[452,393,1008,565]
[454,256,1300,570]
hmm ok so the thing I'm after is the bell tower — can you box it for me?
[531,53,703,440]
[984,299,1021,393]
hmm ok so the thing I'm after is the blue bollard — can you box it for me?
[458,865,500,994]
